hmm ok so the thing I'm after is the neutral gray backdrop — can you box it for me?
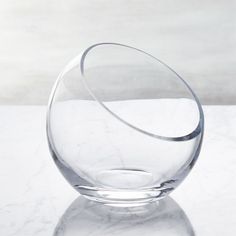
[0,0,235,105]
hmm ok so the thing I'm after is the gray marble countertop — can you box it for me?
[1,105,236,235]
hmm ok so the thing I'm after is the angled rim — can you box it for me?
[47,42,204,142]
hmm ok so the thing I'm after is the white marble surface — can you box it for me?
[0,105,236,235]
[0,0,235,105]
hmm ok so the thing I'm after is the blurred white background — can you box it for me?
[0,0,235,105]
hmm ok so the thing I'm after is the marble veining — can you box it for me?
[0,105,236,235]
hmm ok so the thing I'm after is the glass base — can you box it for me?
[75,168,172,206]
[76,185,173,207]
[52,154,175,207]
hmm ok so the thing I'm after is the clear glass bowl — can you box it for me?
[47,43,204,206]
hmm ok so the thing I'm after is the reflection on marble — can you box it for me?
[53,196,195,236]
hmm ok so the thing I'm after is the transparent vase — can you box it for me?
[47,43,204,206]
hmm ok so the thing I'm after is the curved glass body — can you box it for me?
[47,43,204,206]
